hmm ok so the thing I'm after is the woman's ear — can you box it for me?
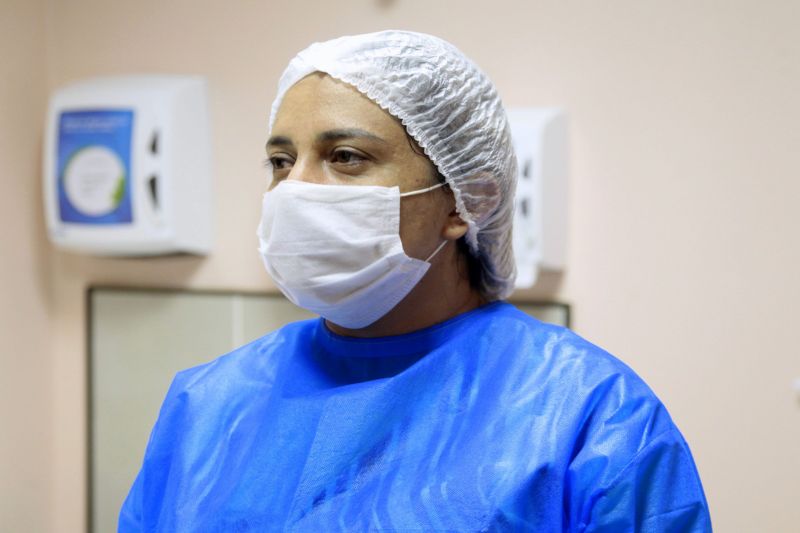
[442,208,469,241]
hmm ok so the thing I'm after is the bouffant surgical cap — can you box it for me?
[268,30,518,300]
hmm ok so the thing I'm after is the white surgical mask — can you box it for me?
[257,180,447,329]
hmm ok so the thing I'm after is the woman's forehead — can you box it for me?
[271,73,406,141]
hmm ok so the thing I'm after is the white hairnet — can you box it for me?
[268,30,517,300]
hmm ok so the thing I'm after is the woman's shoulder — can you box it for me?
[482,302,657,393]
[485,302,682,462]
[484,303,709,527]
[163,318,319,408]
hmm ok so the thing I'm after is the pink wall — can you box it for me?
[0,0,53,531]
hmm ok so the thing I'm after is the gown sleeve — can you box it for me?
[556,334,712,532]
[583,427,712,532]
[118,468,144,532]
[117,369,192,533]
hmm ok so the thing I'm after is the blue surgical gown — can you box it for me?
[119,302,711,531]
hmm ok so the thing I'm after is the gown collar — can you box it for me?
[313,301,507,358]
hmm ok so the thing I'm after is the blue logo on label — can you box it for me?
[57,109,134,224]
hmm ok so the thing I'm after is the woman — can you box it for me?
[120,31,711,531]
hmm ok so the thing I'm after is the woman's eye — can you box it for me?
[265,155,294,170]
[331,149,366,165]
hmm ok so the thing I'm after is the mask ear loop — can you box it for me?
[424,240,448,262]
[399,182,448,262]
[399,182,445,198]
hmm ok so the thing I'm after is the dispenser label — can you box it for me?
[57,109,134,224]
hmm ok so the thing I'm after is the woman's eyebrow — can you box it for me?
[317,128,388,144]
[266,135,293,149]
[266,129,388,151]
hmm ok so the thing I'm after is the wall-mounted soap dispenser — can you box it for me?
[507,108,569,288]
[43,75,212,256]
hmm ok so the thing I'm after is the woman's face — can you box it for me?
[267,72,458,260]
